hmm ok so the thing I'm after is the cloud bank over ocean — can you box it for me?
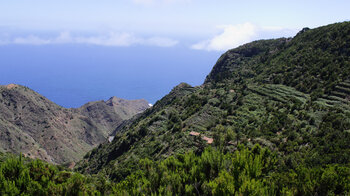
[0,32,178,47]
[0,24,296,51]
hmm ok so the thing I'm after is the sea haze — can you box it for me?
[0,44,221,108]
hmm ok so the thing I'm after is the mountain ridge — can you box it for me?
[0,84,150,164]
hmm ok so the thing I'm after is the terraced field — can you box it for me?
[317,79,350,111]
[248,84,310,104]
[246,80,350,112]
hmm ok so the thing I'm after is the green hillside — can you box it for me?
[73,22,350,194]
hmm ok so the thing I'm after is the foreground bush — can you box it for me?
[1,146,349,195]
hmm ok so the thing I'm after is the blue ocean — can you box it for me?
[0,44,221,108]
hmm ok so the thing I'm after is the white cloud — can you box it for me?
[191,23,297,51]
[4,32,178,47]
[191,23,257,51]
[75,33,140,46]
[14,35,52,45]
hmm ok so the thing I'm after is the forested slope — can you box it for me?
[78,22,350,180]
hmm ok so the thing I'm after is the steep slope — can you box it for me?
[77,22,350,183]
[0,84,150,164]
[206,23,350,96]
[75,96,150,137]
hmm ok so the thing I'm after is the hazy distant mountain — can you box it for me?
[75,96,150,137]
[0,84,150,164]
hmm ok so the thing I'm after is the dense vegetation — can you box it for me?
[1,146,349,195]
[114,145,350,195]
[0,152,107,195]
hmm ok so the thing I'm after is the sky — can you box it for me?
[0,0,349,107]
[1,0,349,50]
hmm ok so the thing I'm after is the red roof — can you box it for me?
[189,131,200,136]
[202,136,213,144]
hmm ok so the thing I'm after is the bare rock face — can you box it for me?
[0,84,150,164]
[75,96,150,137]
[105,97,150,119]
